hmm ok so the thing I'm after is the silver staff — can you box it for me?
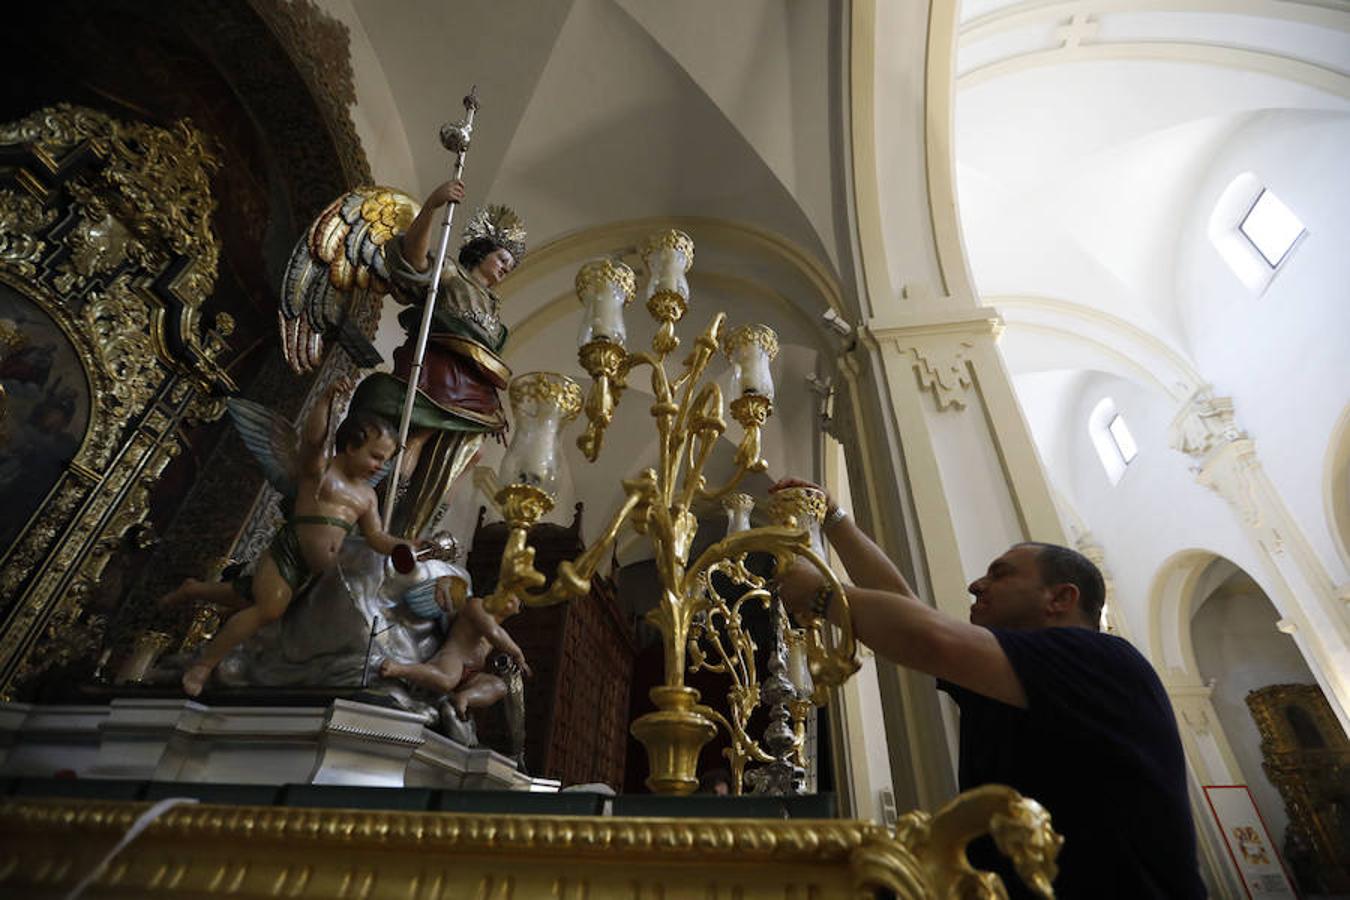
[382,86,480,529]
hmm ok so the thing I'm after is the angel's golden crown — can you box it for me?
[462,204,527,261]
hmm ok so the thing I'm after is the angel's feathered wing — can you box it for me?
[278,187,420,374]
[226,398,300,497]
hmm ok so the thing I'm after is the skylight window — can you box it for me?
[1089,398,1137,485]
[1107,414,1137,464]
[1239,189,1305,268]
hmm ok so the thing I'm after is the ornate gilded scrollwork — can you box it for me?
[0,787,1062,898]
[0,104,233,698]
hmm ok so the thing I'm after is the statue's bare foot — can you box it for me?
[450,691,470,721]
[158,578,201,610]
[182,663,212,697]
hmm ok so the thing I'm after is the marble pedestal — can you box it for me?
[0,699,558,791]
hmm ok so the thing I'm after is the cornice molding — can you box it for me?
[961,0,1350,44]
[959,41,1350,98]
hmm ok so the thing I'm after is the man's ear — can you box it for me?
[1047,582,1079,617]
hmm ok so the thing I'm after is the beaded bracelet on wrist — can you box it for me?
[810,585,833,618]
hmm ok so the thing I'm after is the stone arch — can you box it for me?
[1148,549,1219,679]
[1324,402,1350,572]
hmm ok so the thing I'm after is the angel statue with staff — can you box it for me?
[278,90,525,540]
[157,92,533,719]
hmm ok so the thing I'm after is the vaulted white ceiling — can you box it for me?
[954,0,1350,479]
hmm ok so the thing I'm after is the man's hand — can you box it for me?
[426,179,466,208]
[329,375,356,398]
[775,558,827,620]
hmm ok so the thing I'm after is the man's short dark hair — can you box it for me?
[335,410,394,453]
[1018,542,1106,630]
[458,236,501,271]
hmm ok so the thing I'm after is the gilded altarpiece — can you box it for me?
[0,105,233,698]
[1247,683,1350,894]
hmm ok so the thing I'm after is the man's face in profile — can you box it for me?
[967,545,1054,630]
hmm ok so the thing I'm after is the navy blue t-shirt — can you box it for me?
[939,627,1206,899]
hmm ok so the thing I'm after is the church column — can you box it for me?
[1164,676,1252,897]
[829,304,1070,809]
[1169,388,1350,732]
[867,306,1067,618]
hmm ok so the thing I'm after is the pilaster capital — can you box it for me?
[1168,386,1246,460]
[865,312,1001,413]
[867,308,1003,348]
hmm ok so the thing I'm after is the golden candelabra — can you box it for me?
[480,230,860,795]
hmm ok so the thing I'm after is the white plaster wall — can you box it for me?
[1056,372,1270,645]
[1191,582,1318,849]
[1175,110,1350,586]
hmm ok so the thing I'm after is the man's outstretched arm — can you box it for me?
[774,497,1027,708]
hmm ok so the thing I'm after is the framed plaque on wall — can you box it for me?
[1203,784,1297,898]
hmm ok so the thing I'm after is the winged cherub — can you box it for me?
[159,377,410,696]
[381,574,532,723]
[278,180,526,538]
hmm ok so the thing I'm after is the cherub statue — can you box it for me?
[278,180,526,538]
[380,574,532,724]
[158,377,411,696]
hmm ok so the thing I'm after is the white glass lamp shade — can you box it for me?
[575,258,636,347]
[639,229,694,301]
[722,324,779,401]
[786,634,814,698]
[722,492,755,535]
[497,372,583,496]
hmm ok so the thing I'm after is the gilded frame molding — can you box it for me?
[0,105,234,697]
[0,783,1062,899]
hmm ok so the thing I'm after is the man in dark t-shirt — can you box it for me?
[772,479,1206,899]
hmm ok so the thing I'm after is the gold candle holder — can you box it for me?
[115,631,173,685]
[639,229,693,354]
[630,685,717,795]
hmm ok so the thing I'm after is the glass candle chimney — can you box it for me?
[497,372,584,496]
[722,492,755,535]
[722,324,778,401]
[576,257,636,347]
[640,229,694,302]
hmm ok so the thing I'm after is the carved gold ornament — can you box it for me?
[575,257,637,302]
[638,228,695,270]
[0,105,230,698]
[766,486,829,530]
[506,371,584,421]
[0,785,1060,898]
[722,323,780,361]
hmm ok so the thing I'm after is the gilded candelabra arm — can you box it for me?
[485,471,653,615]
[676,382,727,510]
[479,483,553,617]
[764,542,860,704]
[576,339,629,463]
[529,485,647,608]
[692,701,773,794]
[696,392,772,503]
[686,574,780,794]
[681,525,808,602]
[669,313,725,422]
